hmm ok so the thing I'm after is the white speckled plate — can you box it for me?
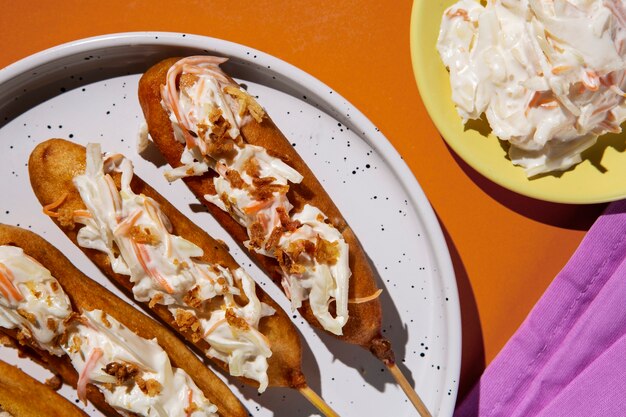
[0,33,460,417]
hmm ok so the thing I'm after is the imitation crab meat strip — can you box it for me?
[76,347,103,404]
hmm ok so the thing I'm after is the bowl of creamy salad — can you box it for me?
[411,0,626,203]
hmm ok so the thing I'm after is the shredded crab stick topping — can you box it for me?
[160,56,351,336]
[66,310,218,417]
[71,143,274,391]
[438,0,626,176]
[0,245,72,355]
[0,247,217,417]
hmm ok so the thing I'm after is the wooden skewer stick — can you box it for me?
[387,362,432,417]
[298,385,340,417]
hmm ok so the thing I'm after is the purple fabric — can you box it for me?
[455,200,626,417]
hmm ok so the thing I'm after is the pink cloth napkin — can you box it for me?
[455,200,626,417]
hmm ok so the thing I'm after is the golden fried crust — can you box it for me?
[0,224,247,417]
[138,58,384,349]
[0,358,87,417]
[28,139,304,390]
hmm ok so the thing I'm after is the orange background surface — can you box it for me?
[0,0,606,406]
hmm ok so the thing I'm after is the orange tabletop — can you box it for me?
[0,0,606,406]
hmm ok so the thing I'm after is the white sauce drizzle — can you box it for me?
[0,245,71,356]
[65,310,218,417]
[160,56,351,335]
[0,247,217,416]
[73,144,274,391]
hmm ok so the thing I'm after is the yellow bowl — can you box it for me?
[410,0,626,204]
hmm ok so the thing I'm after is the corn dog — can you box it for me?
[139,57,388,353]
[29,139,338,416]
[0,358,87,417]
[0,224,246,417]
[138,57,432,416]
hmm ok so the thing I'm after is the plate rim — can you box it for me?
[2,31,461,415]
[410,0,626,205]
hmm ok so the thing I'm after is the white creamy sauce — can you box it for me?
[0,247,217,416]
[438,0,626,176]
[73,144,274,391]
[65,310,217,417]
[0,245,72,355]
[160,56,351,335]
[137,121,150,154]
[278,205,350,334]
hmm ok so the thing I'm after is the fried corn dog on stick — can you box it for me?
[28,140,338,417]
[138,57,431,416]
[0,224,246,417]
